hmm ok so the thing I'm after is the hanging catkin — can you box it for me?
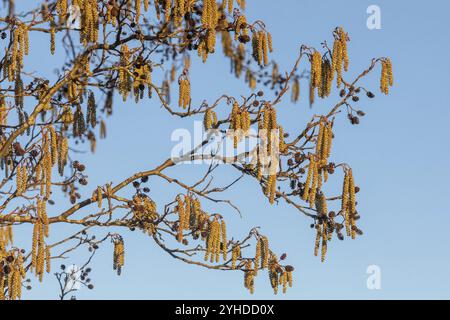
[178,77,190,109]
[113,236,125,275]
[380,58,393,95]
[231,245,241,269]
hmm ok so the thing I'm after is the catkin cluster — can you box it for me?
[0,249,26,300]
[310,51,333,100]
[175,194,207,244]
[119,45,132,101]
[178,76,191,109]
[252,31,271,66]
[128,193,159,235]
[204,108,218,130]
[36,127,56,200]
[341,169,357,239]
[79,0,99,46]
[268,253,293,295]
[113,235,125,275]
[313,219,332,262]
[5,23,29,82]
[204,216,228,263]
[380,58,393,95]
[31,198,50,281]
[331,27,349,88]
[133,57,152,103]
[230,101,251,148]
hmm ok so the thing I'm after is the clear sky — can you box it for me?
[10,0,450,299]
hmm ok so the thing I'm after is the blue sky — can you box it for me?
[10,0,450,299]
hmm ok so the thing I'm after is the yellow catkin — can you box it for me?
[262,32,269,66]
[177,195,185,242]
[135,0,141,23]
[267,32,273,53]
[261,237,269,268]
[311,51,322,90]
[308,158,319,207]
[113,237,125,275]
[386,59,394,86]
[254,238,261,273]
[48,126,58,165]
[50,19,56,55]
[183,195,191,229]
[268,174,277,205]
[338,27,349,72]
[97,186,103,208]
[315,121,325,157]
[45,245,51,273]
[332,39,343,87]
[31,220,39,270]
[342,170,350,236]
[204,109,212,130]
[231,245,240,269]
[321,223,327,262]
[348,169,356,239]
[221,220,228,260]
[56,0,68,23]
[380,58,393,95]
[178,78,190,109]
[37,222,45,280]
[302,157,315,201]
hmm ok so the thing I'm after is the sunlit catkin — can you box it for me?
[113,236,125,275]
[254,238,261,273]
[177,195,185,242]
[380,58,393,95]
[231,245,240,269]
[342,170,350,236]
[302,157,315,202]
[178,77,191,109]
[221,220,228,260]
